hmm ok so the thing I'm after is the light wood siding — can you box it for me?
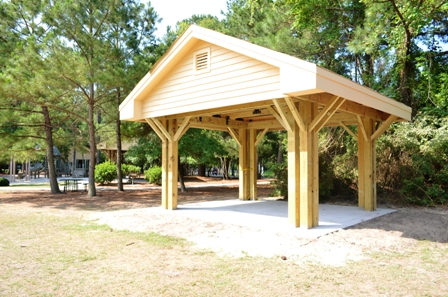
[142,41,282,118]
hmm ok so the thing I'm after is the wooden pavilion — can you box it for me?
[119,25,411,229]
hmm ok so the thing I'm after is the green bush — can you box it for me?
[266,162,288,199]
[144,166,162,185]
[376,115,448,206]
[0,177,10,187]
[122,164,141,176]
[94,161,117,185]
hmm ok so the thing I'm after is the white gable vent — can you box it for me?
[193,47,211,75]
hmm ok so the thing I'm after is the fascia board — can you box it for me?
[279,65,320,95]
[315,67,412,121]
[119,99,142,121]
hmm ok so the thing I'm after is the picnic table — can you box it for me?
[60,178,83,192]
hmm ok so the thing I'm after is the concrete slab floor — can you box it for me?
[163,199,396,239]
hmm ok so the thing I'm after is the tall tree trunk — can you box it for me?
[400,55,413,110]
[276,141,283,164]
[116,89,123,191]
[198,164,206,176]
[72,148,76,173]
[87,12,96,197]
[96,111,101,164]
[41,106,61,194]
[88,82,97,196]
[221,157,230,180]
[178,156,187,192]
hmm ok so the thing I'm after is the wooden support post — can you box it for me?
[161,136,168,209]
[357,126,365,209]
[287,102,300,226]
[358,117,376,211]
[167,119,178,210]
[299,101,319,229]
[249,129,257,200]
[311,103,319,227]
[239,129,250,200]
[146,118,170,209]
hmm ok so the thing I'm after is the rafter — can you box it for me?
[255,128,269,146]
[227,127,242,147]
[371,115,398,141]
[173,116,191,141]
[152,118,172,141]
[272,98,293,132]
[339,121,357,139]
[266,105,288,131]
[284,97,306,131]
[309,96,346,132]
[357,115,368,141]
[145,118,168,141]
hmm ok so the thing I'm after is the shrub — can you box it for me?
[376,115,448,206]
[0,177,10,187]
[122,164,141,176]
[266,162,288,199]
[94,161,117,185]
[144,166,162,185]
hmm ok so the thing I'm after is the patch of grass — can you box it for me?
[9,183,50,187]
[0,209,447,296]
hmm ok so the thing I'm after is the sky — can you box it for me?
[149,0,229,38]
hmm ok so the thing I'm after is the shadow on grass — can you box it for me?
[347,208,448,243]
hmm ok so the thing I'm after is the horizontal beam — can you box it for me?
[296,93,389,122]
[220,108,271,119]
[163,100,275,120]
[188,115,247,130]
[247,119,284,130]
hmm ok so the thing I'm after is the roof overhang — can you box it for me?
[120,25,411,124]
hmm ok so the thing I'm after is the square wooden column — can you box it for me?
[287,108,300,226]
[358,117,376,211]
[249,129,258,200]
[299,101,319,229]
[161,120,169,209]
[167,119,178,210]
[239,129,250,200]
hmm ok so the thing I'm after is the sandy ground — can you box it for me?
[1,176,447,265]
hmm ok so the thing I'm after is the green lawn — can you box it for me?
[0,209,447,296]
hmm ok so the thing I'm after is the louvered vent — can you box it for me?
[193,47,210,74]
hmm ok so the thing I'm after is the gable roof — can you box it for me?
[120,25,411,122]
